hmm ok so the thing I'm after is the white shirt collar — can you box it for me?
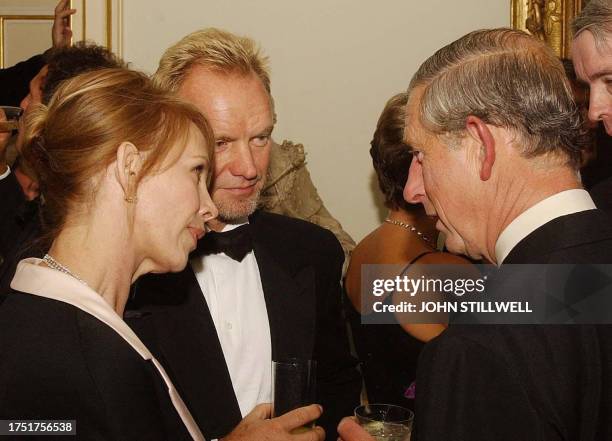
[494,189,596,265]
[0,165,11,180]
[11,257,154,359]
[221,219,249,232]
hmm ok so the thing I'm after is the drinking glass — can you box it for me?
[0,106,23,132]
[271,359,317,433]
[355,403,414,441]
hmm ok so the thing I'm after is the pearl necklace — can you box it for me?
[384,218,432,245]
[43,254,89,286]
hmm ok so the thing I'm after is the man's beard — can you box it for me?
[214,185,263,224]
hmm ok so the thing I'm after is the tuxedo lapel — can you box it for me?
[504,209,612,264]
[251,228,316,362]
[128,210,320,438]
[129,268,242,438]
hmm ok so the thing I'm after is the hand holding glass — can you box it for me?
[271,359,317,434]
[0,106,23,132]
[355,404,413,441]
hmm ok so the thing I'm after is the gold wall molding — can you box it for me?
[511,0,585,58]
[0,0,122,67]
[106,0,111,49]
[84,0,122,54]
[0,15,53,68]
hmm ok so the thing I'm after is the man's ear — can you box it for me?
[24,180,40,201]
[465,115,495,181]
[115,142,142,200]
[13,168,40,201]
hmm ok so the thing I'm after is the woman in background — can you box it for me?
[0,68,218,440]
[345,92,469,410]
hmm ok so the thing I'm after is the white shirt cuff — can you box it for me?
[0,165,10,180]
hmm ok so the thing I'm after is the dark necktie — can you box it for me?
[194,224,253,262]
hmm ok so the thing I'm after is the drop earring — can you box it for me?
[124,170,137,203]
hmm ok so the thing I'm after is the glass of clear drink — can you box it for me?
[271,359,317,433]
[355,403,414,441]
[0,106,23,132]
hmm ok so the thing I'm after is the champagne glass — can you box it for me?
[355,403,413,441]
[271,359,317,434]
[0,106,23,132]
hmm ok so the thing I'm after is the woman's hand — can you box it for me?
[222,403,325,441]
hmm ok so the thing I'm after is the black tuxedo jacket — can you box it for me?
[127,210,361,440]
[415,209,612,441]
[590,175,612,216]
[0,291,190,440]
[0,172,24,239]
[0,173,41,301]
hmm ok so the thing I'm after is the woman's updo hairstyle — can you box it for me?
[21,67,214,242]
[370,92,415,212]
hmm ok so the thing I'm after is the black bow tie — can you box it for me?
[194,224,253,262]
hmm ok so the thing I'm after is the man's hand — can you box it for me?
[222,403,325,441]
[337,417,375,441]
[52,0,76,48]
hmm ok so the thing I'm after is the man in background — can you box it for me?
[0,0,75,218]
[0,0,76,293]
[0,43,125,297]
[0,0,74,107]
[572,0,612,213]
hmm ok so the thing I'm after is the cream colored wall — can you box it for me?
[120,0,508,242]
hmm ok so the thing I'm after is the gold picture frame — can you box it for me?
[511,0,586,59]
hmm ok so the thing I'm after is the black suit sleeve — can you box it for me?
[0,53,46,107]
[313,230,361,440]
[0,172,25,274]
[0,172,24,226]
[414,333,538,441]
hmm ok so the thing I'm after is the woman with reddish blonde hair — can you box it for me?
[0,67,217,440]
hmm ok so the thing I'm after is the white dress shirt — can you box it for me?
[191,222,272,417]
[10,258,205,441]
[495,189,597,264]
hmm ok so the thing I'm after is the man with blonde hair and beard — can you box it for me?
[153,29,355,269]
[339,28,612,441]
[127,28,360,441]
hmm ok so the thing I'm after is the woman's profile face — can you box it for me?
[134,124,217,273]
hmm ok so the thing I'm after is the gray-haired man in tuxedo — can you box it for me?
[340,27,612,441]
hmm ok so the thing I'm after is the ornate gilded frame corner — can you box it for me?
[511,0,585,59]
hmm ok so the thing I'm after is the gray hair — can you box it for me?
[408,28,588,168]
[572,0,612,46]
